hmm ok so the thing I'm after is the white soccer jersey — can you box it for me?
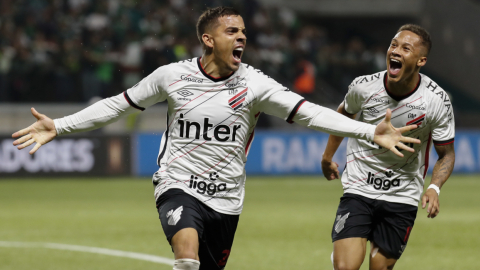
[124,58,307,215]
[54,57,377,215]
[341,71,455,206]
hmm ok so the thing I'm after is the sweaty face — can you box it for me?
[386,30,426,83]
[209,15,247,72]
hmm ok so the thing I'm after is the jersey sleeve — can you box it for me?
[123,65,170,110]
[343,79,366,114]
[430,92,455,145]
[253,73,305,122]
[54,65,171,135]
[293,102,376,141]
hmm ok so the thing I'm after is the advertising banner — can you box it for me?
[134,133,163,177]
[246,130,478,175]
[135,130,480,176]
[0,135,131,177]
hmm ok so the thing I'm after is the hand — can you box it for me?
[374,108,421,157]
[12,108,57,154]
[321,159,340,180]
[422,188,440,218]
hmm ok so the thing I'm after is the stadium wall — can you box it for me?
[135,130,479,176]
[1,131,477,177]
[0,135,131,176]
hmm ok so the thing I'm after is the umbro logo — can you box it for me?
[334,212,350,233]
[177,90,194,97]
[368,107,380,114]
[166,206,183,226]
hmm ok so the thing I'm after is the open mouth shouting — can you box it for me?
[389,58,403,77]
[232,46,244,63]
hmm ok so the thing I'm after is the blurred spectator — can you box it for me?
[294,59,316,101]
[0,0,387,104]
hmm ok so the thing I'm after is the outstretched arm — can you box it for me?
[292,101,420,158]
[12,108,57,154]
[422,143,455,218]
[12,93,138,154]
[321,102,355,180]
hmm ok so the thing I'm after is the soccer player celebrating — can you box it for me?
[321,24,455,270]
[13,8,420,270]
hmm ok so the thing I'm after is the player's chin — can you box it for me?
[229,58,241,70]
[387,71,401,83]
[231,55,242,65]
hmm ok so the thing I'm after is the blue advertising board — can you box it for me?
[134,133,164,177]
[245,131,346,174]
[134,130,480,176]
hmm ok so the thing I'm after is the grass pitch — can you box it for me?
[0,175,478,269]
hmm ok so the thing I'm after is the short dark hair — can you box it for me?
[397,24,432,55]
[196,6,241,47]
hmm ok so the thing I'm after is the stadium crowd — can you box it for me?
[0,0,386,104]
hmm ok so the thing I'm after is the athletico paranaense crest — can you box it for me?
[406,114,425,126]
[166,206,183,226]
[229,87,248,110]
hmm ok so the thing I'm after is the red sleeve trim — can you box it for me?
[123,91,145,111]
[433,138,454,146]
[286,99,306,124]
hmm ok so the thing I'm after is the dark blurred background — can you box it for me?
[0,0,479,129]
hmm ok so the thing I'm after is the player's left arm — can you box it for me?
[422,142,455,218]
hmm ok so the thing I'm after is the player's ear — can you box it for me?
[417,56,427,67]
[202,33,214,49]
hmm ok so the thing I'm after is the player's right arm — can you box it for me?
[12,108,57,154]
[12,65,170,154]
[321,102,355,180]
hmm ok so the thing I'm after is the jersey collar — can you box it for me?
[383,72,422,101]
[197,57,235,82]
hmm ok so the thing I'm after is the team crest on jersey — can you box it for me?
[229,87,248,110]
[406,114,425,126]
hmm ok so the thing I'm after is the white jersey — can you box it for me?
[54,57,377,215]
[125,58,307,215]
[341,71,455,206]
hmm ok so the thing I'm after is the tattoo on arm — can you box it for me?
[431,143,455,188]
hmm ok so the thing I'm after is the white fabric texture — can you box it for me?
[293,101,375,141]
[54,93,135,135]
